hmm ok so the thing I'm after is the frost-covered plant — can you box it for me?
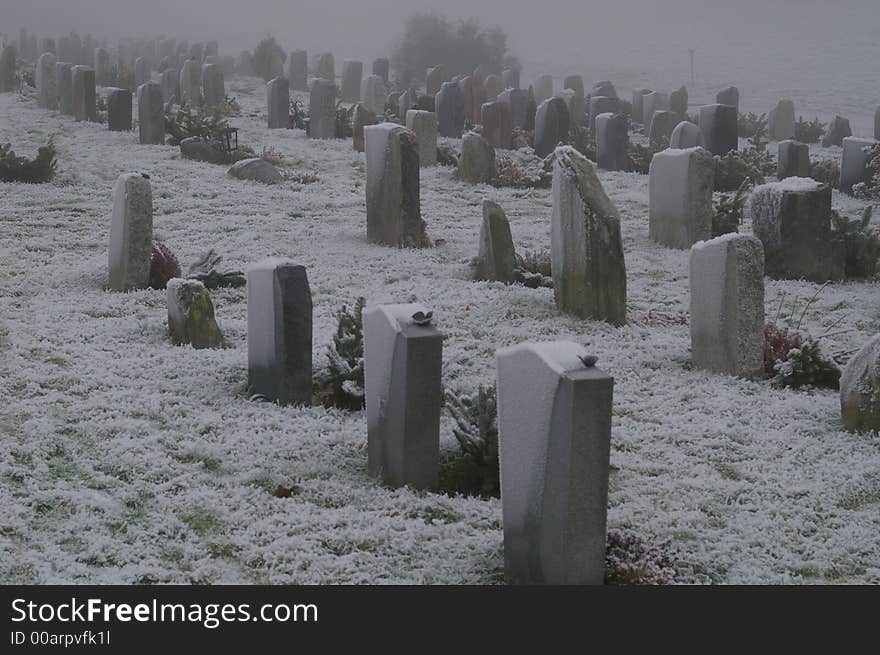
[260,145,285,166]
[852,143,880,202]
[443,385,499,497]
[149,241,181,289]
[714,150,765,192]
[164,101,230,146]
[627,140,666,175]
[763,322,803,377]
[712,179,751,237]
[569,124,596,161]
[737,112,767,139]
[320,297,366,411]
[513,249,553,288]
[436,143,458,167]
[809,159,840,188]
[0,140,57,183]
[794,116,826,144]
[772,340,841,390]
[492,153,551,189]
[831,206,879,279]
[186,250,246,289]
[335,102,354,139]
[605,529,679,585]
[289,99,308,130]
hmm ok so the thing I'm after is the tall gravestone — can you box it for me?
[365,123,424,247]
[179,59,201,106]
[108,173,153,291]
[595,113,628,171]
[201,63,224,108]
[535,97,570,158]
[642,91,669,127]
[768,99,795,141]
[36,52,57,108]
[460,75,486,125]
[481,101,511,149]
[435,81,465,138]
[266,76,290,129]
[716,86,739,111]
[821,115,852,147]
[588,96,619,131]
[137,82,164,144]
[309,78,337,139]
[497,340,613,585]
[699,104,738,155]
[364,304,442,491]
[94,48,110,86]
[551,146,627,324]
[777,140,810,179]
[286,50,308,91]
[498,88,528,130]
[841,335,880,432]
[341,59,363,102]
[134,56,150,88]
[107,87,132,131]
[361,74,385,115]
[690,234,765,378]
[313,52,335,81]
[426,65,447,96]
[353,103,377,152]
[159,68,180,105]
[631,88,652,123]
[56,62,74,115]
[0,46,15,93]
[71,65,96,122]
[247,259,313,406]
[875,106,880,140]
[484,74,503,102]
[475,200,516,283]
[372,58,389,84]
[534,74,553,106]
[649,147,715,249]
[501,68,520,90]
[840,136,878,192]
[670,85,688,116]
[405,110,437,166]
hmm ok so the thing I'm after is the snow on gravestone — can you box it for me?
[137,82,164,144]
[768,99,795,141]
[595,112,628,171]
[56,62,74,115]
[247,259,313,406]
[689,234,765,378]
[840,136,878,193]
[201,63,225,108]
[777,140,810,179]
[108,173,153,292]
[588,96,619,131]
[670,120,703,149]
[699,104,737,156]
[266,76,290,129]
[649,147,715,250]
[71,65,96,122]
[535,97,570,158]
[405,110,437,166]
[166,278,224,349]
[840,334,880,432]
[179,59,201,106]
[309,79,337,139]
[364,303,442,491]
[641,91,669,128]
[341,59,362,102]
[749,177,842,282]
[496,340,613,585]
[286,50,308,91]
[435,81,465,138]
[551,146,627,325]
[364,123,425,247]
[475,199,517,283]
[36,52,56,109]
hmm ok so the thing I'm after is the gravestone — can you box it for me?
[71,65,96,122]
[108,173,153,292]
[699,104,738,155]
[361,74,385,115]
[501,68,520,90]
[591,80,617,99]
[670,121,703,148]
[364,123,425,247]
[137,82,164,144]
[595,113,629,171]
[247,259,312,406]
[750,177,840,281]
[426,65,448,96]
[716,86,739,111]
[840,136,878,192]
[201,63,224,108]
[397,88,416,120]
[648,110,678,146]
[840,335,880,432]
[498,88,528,131]
[56,62,74,115]
[535,97,570,158]
[189,42,203,64]
[777,140,810,179]
[309,78,337,139]
[475,200,516,283]
[551,146,627,324]
[227,158,282,184]
[134,56,150,88]
[372,58,389,84]
[353,103,377,152]
[563,75,584,99]
[631,88,652,123]
[0,46,18,92]
[286,50,308,91]
[588,96,619,131]
[484,74,503,101]
[649,147,714,249]
[435,81,465,138]
[821,115,852,147]
[266,76,290,129]
[167,279,224,349]
[364,303,442,491]
[313,52,335,81]
[768,99,795,141]
[107,88,132,131]
[670,85,688,116]
[497,340,613,585]
[405,110,437,166]
[415,94,434,112]
[875,106,880,140]
[179,59,201,106]
[94,48,110,85]
[481,101,512,149]
[237,50,255,77]
[341,59,363,102]
[459,132,496,184]
[534,74,553,105]
[460,75,486,125]
[36,52,57,109]
[159,68,180,105]
[690,234,765,378]
[642,91,669,127]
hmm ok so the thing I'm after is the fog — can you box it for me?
[4,0,879,128]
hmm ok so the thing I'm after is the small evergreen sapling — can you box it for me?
[321,297,366,410]
[712,179,751,237]
[794,116,826,144]
[0,140,57,183]
[443,384,499,497]
[831,206,879,279]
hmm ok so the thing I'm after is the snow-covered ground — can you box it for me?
[1,77,879,584]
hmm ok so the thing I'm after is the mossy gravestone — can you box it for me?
[475,200,517,283]
[166,278,224,349]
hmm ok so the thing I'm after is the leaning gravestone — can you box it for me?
[364,303,442,491]
[840,335,880,432]
[750,177,841,281]
[459,132,496,184]
[535,97,570,158]
[631,88,652,123]
[649,147,715,249]
[595,113,628,171]
[137,82,164,144]
[690,234,765,378]
[777,140,810,178]
[160,68,180,105]
[551,145,627,324]
[372,58,389,84]
[475,200,516,283]
[426,65,448,96]
[497,88,528,131]
[71,65,96,122]
[716,86,739,111]
[247,258,312,406]
[405,110,437,166]
[840,136,878,192]
[361,74,385,115]
[36,52,57,109]
[167,279,224,349]
[481,101,512,149]
[107,87,132,131]
[0,46,15,93]
[201,63,225,108]
[648,110,678,146]
[341,59,363,102]
[821,115,852,148]
[56,62,74,115]
[534,74,554,105]
[497,340,613,585]
[179,59,201,106]
[768,99,795,141]
[309,78,337,139]
[108,173,153,292]
[266,76,290,129]
[699,104,738,155]
[364,123,425,247]
[286,50,308,91]
[353,103,377,152]
[435,81,465,138]
[670,121,703,148]
[670,85,688,116]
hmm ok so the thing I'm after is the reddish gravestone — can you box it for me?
[460,75,486,125]
[481,101,511,149]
